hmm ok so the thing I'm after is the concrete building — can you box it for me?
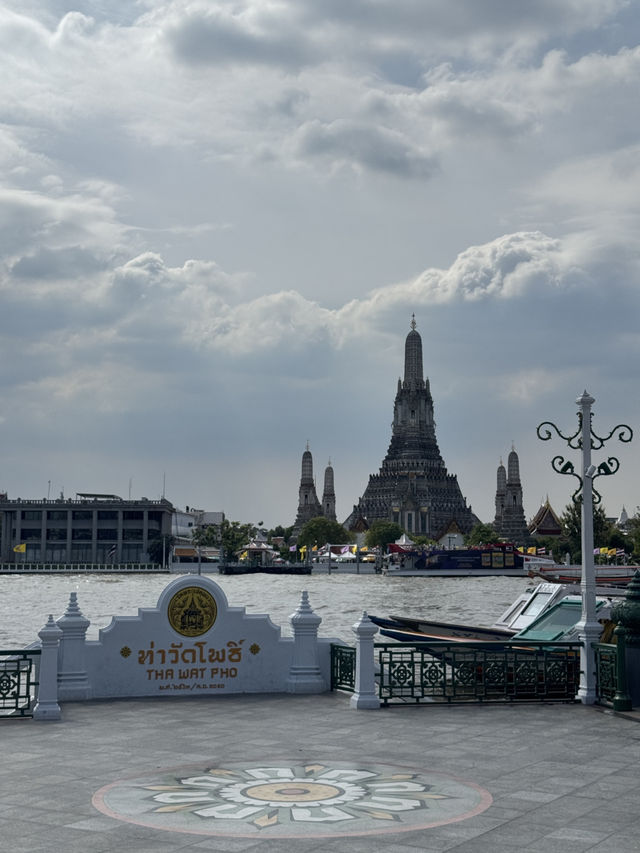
[0,493,174,564]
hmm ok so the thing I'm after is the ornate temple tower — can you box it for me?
[321,461,336,521]
[292,444,323,535]
[344,316,479,539]
[493,446,530,544]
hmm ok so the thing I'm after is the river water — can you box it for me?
[0,571,537,648]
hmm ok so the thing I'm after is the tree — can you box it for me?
[627,509,640,559]
[465,523,498,547]
[561,500,614,562]
[364,521,403,550]
[193,519,256,559]
[411,535,438,548]
[147,535,175,566]
[267,524,294,544]
[297,517,352,549]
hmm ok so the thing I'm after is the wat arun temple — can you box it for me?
[343,317,479,540]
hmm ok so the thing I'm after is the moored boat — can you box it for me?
[383,542,526,578]
[528,564,639,587]
[369,581,624,645]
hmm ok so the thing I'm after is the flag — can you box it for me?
[108,544,117,557]
[536,547,546,555]
[608,548,617,557]
[289,544,296,551]
[616,549,625,557]
[527,547,536,555]
[299,545,307,556]
[13,543,26,553]
[312,545,318,551]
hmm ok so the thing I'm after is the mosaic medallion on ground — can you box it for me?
[93,760,493,839]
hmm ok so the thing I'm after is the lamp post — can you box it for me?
[537,391,632,704]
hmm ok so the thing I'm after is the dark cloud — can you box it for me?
[165,8,315,69]
[294,119,437,179]
[11,245,108,279]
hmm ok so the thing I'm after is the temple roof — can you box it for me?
[528,498,563,536]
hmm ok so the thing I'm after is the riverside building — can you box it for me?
[0,493,174,564]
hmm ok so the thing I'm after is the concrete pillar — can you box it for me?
[33,615,63,721]
[350,611,380,710]
[57,592,90,701]
[287,591,326,693]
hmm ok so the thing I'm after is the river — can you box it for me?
[0,571,537,647]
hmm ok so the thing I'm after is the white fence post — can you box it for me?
[33,615,63,721]
[350,611,380,710]
[287,591,327,693]
[57,592,90,701]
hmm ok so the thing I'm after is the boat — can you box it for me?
[528,564,639,587]
[383,542,526,578]
[369,581,623,645]
[219,563,312,576]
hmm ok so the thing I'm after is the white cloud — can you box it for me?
[0,0,639,526]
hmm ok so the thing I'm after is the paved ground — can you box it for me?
[2,694,640,853]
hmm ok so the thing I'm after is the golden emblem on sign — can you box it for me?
[168,586,218,637]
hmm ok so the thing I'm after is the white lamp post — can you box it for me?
[537,391,632,705]
[575,391,599,703]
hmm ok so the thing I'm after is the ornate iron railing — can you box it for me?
[376,641,581,705]
[330,643,356,693]
[0,650,41,718]
[593,642,617,704]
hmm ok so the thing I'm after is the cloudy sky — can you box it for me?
[1,0,639,530]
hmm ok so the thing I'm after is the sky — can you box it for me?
[1,0,639,531]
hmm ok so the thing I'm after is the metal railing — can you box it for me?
[0,562,166,573]
[330,643,356,693]
[330,640,582,705]
[593,625,632,712]
[594,642,617,704]
[377,641,581,705]
[0,650,41,718]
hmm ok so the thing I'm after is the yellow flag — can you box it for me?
[13,543,26,553]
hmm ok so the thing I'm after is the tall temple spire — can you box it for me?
[493,446,529,544]
[344,318,478,539]
[322,460,336,521]
[403,315,424,385]
[292,446,337,535]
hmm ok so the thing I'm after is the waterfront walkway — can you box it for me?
[3,695,640,852]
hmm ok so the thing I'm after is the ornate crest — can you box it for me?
[168,586,217,637]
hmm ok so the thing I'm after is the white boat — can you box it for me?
[369,581,623,644]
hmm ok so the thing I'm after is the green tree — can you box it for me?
[147,535,175,566]
[465,523,498,547]
[364,521,403,550]
[626,509,640,558]
[267,524,294,544]
[297,517,352,549]
[193,519,256,559]
[411,535,438,548]
[561,501,614,562]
